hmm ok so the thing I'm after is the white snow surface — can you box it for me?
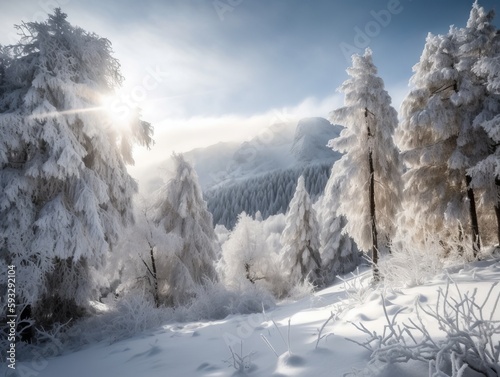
[8,257,500,377]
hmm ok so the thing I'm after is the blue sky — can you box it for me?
[1,0,499,180]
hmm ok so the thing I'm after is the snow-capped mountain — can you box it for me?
[200,117,343,228]
[189,117,341,191]
[291,117,343,163]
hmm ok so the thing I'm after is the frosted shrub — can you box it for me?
[219,210,306,300]
[63,283,275,348]
[379,232,445,288]
[349,281,500,377]
[65,293,173,345]
[179,280,275,322]
[284,279,315,301]
[338,268,374,307]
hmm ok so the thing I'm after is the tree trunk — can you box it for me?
[369,150,380,281]
[465,174,480,257]
[457,224,464,256]
[366,108,379,281]
[307,242,322,269]
[245,263,255,284]
[149,247,159,307]
[495,178,500,246]
[142,243,160,308]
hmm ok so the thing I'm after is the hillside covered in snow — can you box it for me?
[6,254,500,377]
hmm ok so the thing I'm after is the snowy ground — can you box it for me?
[6,258,500,377]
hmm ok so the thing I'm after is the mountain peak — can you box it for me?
[291,117,342,163]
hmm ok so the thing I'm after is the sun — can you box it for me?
[99,90,135,129]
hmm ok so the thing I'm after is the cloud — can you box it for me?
[127,92,344,187]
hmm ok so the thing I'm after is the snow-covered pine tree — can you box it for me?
[329,49,402,280]
[0,9,152,328]
[281,175,321,285]
[397,32,466,250]
[450,2,497,252]
[151,153,219,305]
[470,55,500,245]
[466,4,500,245]
[397,3,497,254]
[319,179,360,285]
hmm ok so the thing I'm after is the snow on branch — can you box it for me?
[347,280,500,376]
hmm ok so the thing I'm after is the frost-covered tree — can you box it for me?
[451,2,497,251]
[470,58,500,245]
[151,154,219,304]
[319,182,361,285]
[397,32,467,249]
[220,212,268,288]
[281,176,321,285]
[329,49,402,279]
[397,3,497,254]
[109,203,183,308]
[466,5,500,245]
[0,9,152,327]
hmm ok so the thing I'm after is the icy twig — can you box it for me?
[347,280,500,377]
[316,311,336,349]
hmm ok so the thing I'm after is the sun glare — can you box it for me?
[99,91,135,129]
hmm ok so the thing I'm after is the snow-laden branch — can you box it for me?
[347,280,500,376]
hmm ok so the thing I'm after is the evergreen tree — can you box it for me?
[467,5,500,245]
[281,176,321,285]
[329,49,402,280]
[397,32,466,249]
[451,2,497,252]
[397,2,497,254]
[320,180,360,285]
[151,154,219,304]
[0,9,152,327]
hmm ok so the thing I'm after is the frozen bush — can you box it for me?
[348,281,500,377]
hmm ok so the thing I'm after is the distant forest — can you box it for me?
[205,162,332,228]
